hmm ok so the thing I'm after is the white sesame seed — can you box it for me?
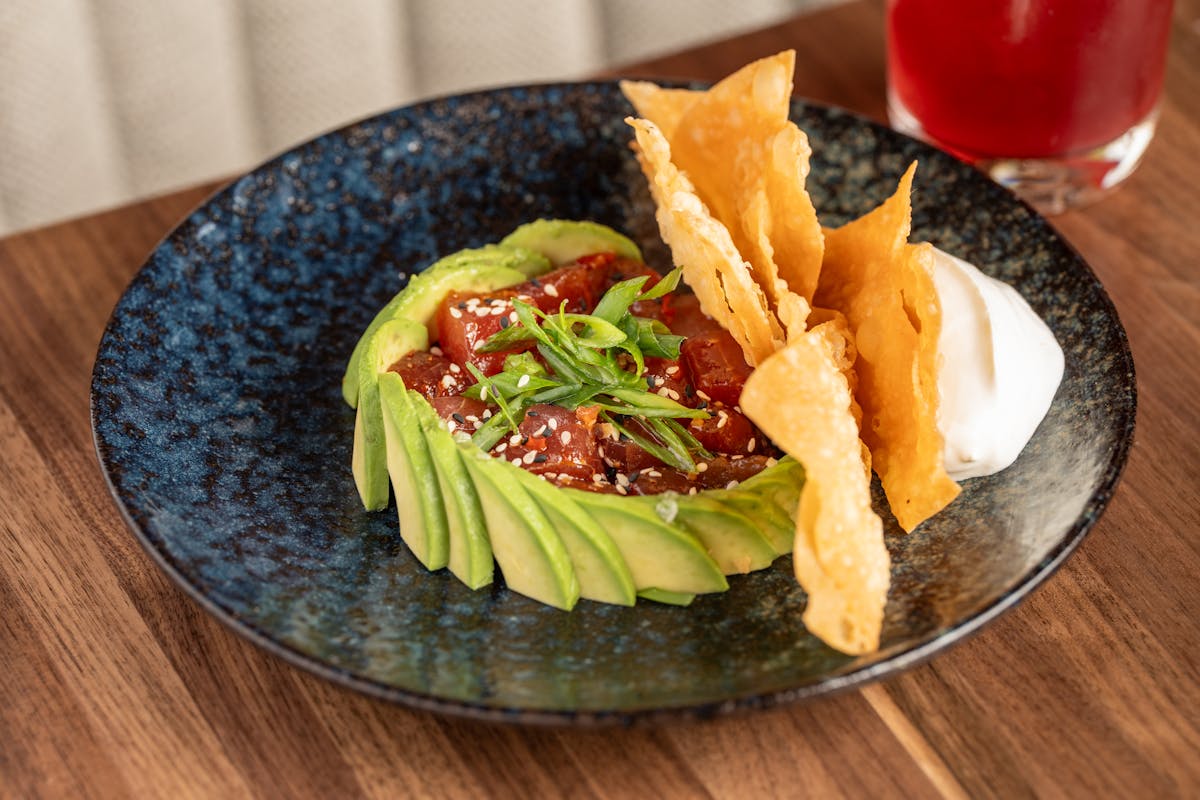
[725,480,739,489]
[732,455,744,461]
[465,415,478,423]
[765,457,778,467]
[449,307,463,319]
[522,451,537,464]
[509,434,522,446]
[592,473,605,483]
[615,485,628,495]
[449,363,461,373]
[716,415,728,429]
[666,389,680,401]
[615,473,630,487]
[545,472,558,480]
[560,431,572,445]
[548,417,558,430]
[516,374,530,389]
[440,374,456,388]
[508,311,519,323]
[496,443,507,453]
[647,470,661,478]
[491,306,507,316]
[748,437,756,452]
[665,365,679,375]
[512,457,523,466]
[544,284,559,298]
[696,462,708,473]
[430,346,443,356]
[656,387,671,397]
[482,409,492,419]
[696,390,711,401]
[734,405,743,414]
[688,487,698,495]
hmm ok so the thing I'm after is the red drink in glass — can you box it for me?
[886,0,1173,211]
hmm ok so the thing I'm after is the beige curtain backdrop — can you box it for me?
[0,0,840,236]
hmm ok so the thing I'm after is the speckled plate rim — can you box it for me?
[90,80,1137,727]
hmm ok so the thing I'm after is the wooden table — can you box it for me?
[3,2,1197,796]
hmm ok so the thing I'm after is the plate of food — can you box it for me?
[91,52,1135,724]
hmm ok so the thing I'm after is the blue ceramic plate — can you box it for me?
[91,82,1134,725]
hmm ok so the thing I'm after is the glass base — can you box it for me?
[887,88,1160,215]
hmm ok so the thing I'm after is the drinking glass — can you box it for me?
[886,0,1174,213]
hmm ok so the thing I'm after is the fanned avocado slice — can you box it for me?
[409,392,493,589]
[500,219,642,266]
[378,372,449,570]
[565,490,727,595]
[656,493,777,575]
[352,319,428,509]
[458,445,580,610]
[343,244,552,407]
[508,468,637,606]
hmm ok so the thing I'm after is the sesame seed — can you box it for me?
[647,469,662,478]
[509,434,522,446]
[615,485,628,495]
[560,431,571,445]
[665,366,679,375]
[537,426,550,437]
[548,417,558,430]
[592,473,605,483]
[628,470,641,483]
[496,443,507,453]
[440,374,456,388]
[533,453,548,463]
[748,437,756,452]
[500,317,510,329]
[482,409,492,419]
[511,457,523,466]
[734,405,743,414]
[491,306,507,316]
[615,473,630,487]
[696,390,711,401]
[656,387,670,397]
[517,374,530,389]
[544,284,559,298]
[688,487,698,495]
[451,412,466,424]
[449,363,461,373]
[544,471,557,479]
[522,451,537,464]
[430,346,443,356]
[666,389,680,401]
[725,480,739,489]
[765,457,778,467]
[508,311,518,323]
[527,410,539,416]
[449,307,463,319]
[458,301,469,309]
[465,415,478,423]
[696,462,708,473]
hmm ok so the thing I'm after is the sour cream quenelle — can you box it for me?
[932,248,1064,480]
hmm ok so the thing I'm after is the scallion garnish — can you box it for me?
[464,268,708,470]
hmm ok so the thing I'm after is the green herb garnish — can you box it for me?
[464,268,710,471]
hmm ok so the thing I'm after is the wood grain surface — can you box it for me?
[2,2,1198,797]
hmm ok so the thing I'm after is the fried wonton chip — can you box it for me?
[638,52,825,317]
[627,116,783,365]
[741,324,889,655]
[814,163,960,531]
[618,80,701,141]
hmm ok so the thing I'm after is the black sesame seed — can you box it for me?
[456,302,467,310]
[527,410,538,417]
[533,454,548,463]
[451,413,466,424]
[499,317,510,329]
[628,470,641,483]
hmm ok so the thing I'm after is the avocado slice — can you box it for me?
[500,219,642,266]
[352,319,429,509]
[378,372,450,570]
[343,244,552,407]
[565,490,727,595]
[458,445,579,610]
[508,468,637,606]
[408,392,494,589]
[712,492,793,557]
[659,493,777,575]
[637,588,696,606]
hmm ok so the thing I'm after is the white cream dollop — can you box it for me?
[932,248,1064,480]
